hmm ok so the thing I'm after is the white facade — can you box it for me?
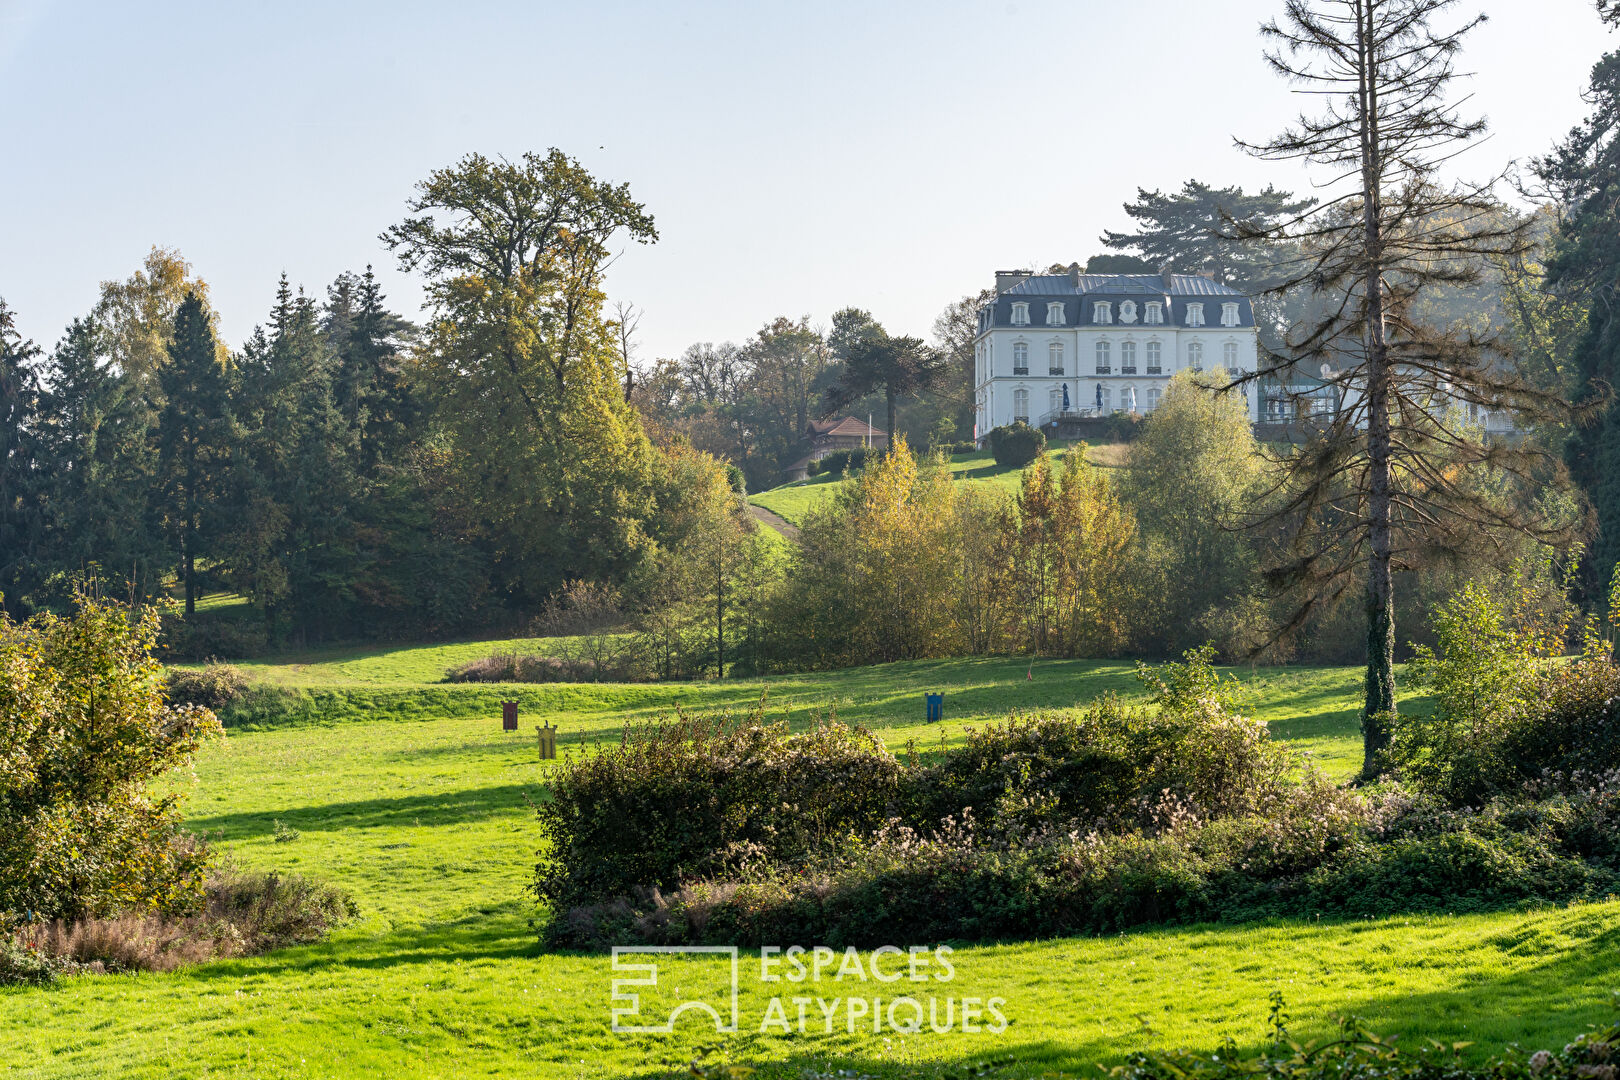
[972,270,1261,437]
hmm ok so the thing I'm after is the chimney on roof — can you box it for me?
[1196,269,1216,281]
[1067,261,1081,288]
[1159,261,1175,290]
[995,270,1032,293]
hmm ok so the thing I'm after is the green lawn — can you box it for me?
[7,644,1614,1080]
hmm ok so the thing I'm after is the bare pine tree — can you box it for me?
[1235,0,1583,778]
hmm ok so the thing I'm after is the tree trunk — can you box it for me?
[183,514,196,617]
[885,388,897,452]
[1358,2,1396,778]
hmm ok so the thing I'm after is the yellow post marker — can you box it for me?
[537,723,558,760]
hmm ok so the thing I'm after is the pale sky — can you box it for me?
[0,0,1612,363]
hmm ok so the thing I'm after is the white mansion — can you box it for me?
[973,266,1260,436]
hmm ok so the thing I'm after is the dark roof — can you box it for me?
[1002,273,1245,297]
[808,416,887,439]
[984,273,1254,331]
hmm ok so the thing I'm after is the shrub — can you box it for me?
[0,591,222,923]
[987,422,1045,467]
[159,612,269,661]
[6,867,356,979]
[446,651,635,683]
[166,662,251,711]
[1395,563,1620,804]
[808,448,870,476]
[534,707,904,915]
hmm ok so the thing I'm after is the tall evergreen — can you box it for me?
[36,317,163,595]
[157,292,235,616]
[230,279,359,639]
[0,299,44,615]
[1539,41,1620,592]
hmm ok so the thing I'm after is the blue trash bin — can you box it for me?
[925,693,943,723]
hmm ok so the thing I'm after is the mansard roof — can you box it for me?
[985,273,1255,330]
[1001,273,1246,297]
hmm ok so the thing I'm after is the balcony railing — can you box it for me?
[1048,367,1065,375]
[1094,365,1111,375]
[1012,367,1029,375]
[1121,365,1137,375]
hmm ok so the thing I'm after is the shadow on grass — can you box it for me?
[189,783,541,838]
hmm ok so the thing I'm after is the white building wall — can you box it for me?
[973,321,1259,436]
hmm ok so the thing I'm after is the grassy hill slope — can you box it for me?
[5,643,1613,1080]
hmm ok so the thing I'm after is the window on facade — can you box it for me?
[1186,303,1205,327]
[1047,302,1065,326]
[1099,385,1112,411]
[1011,302,1029,326]
[1144,302,1164,325]
[1095,339,1111,373]
[1094,301,1112,325]
[1012,341,1029,374]
[1221,302,1240,327]
[1223,341,1238,368]
[1013,387,1029,423]
[1120,340,1137,374]
[1048,341,1064,374]
[1049,388,1063,415]
[1187,341,1203,370]
[1145,341,1162,374]
[1146,387,1161,411]
[1119,300,1137,324]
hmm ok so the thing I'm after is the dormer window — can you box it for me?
[1185,303,1206,327]
[1011,302,1030,326]
[1144,302,1164,325]
[1046,302,1065,326]
[1093,301,1113,325]
[1119,300,1138,324]
[1221,302,1240,327]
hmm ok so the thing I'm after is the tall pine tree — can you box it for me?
[0,299,44,615]
[157,293,236,616]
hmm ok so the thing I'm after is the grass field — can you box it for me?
[749,445,1124,527]
[4,643,1618,1079]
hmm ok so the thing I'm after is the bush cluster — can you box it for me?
[807,448,871,476]
[986,422,1045,467]
[446,652,636,684]
[539,640,1620,950]
[166,662,252,711]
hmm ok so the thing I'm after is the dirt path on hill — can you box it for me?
[748,504,800,540]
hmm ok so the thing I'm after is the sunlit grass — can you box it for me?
[0,643,1563,1080]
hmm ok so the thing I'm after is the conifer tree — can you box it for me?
[37,317,163,595]
[0,299,43,615]
[157,293,236,616]
[1238,0,1580,778]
